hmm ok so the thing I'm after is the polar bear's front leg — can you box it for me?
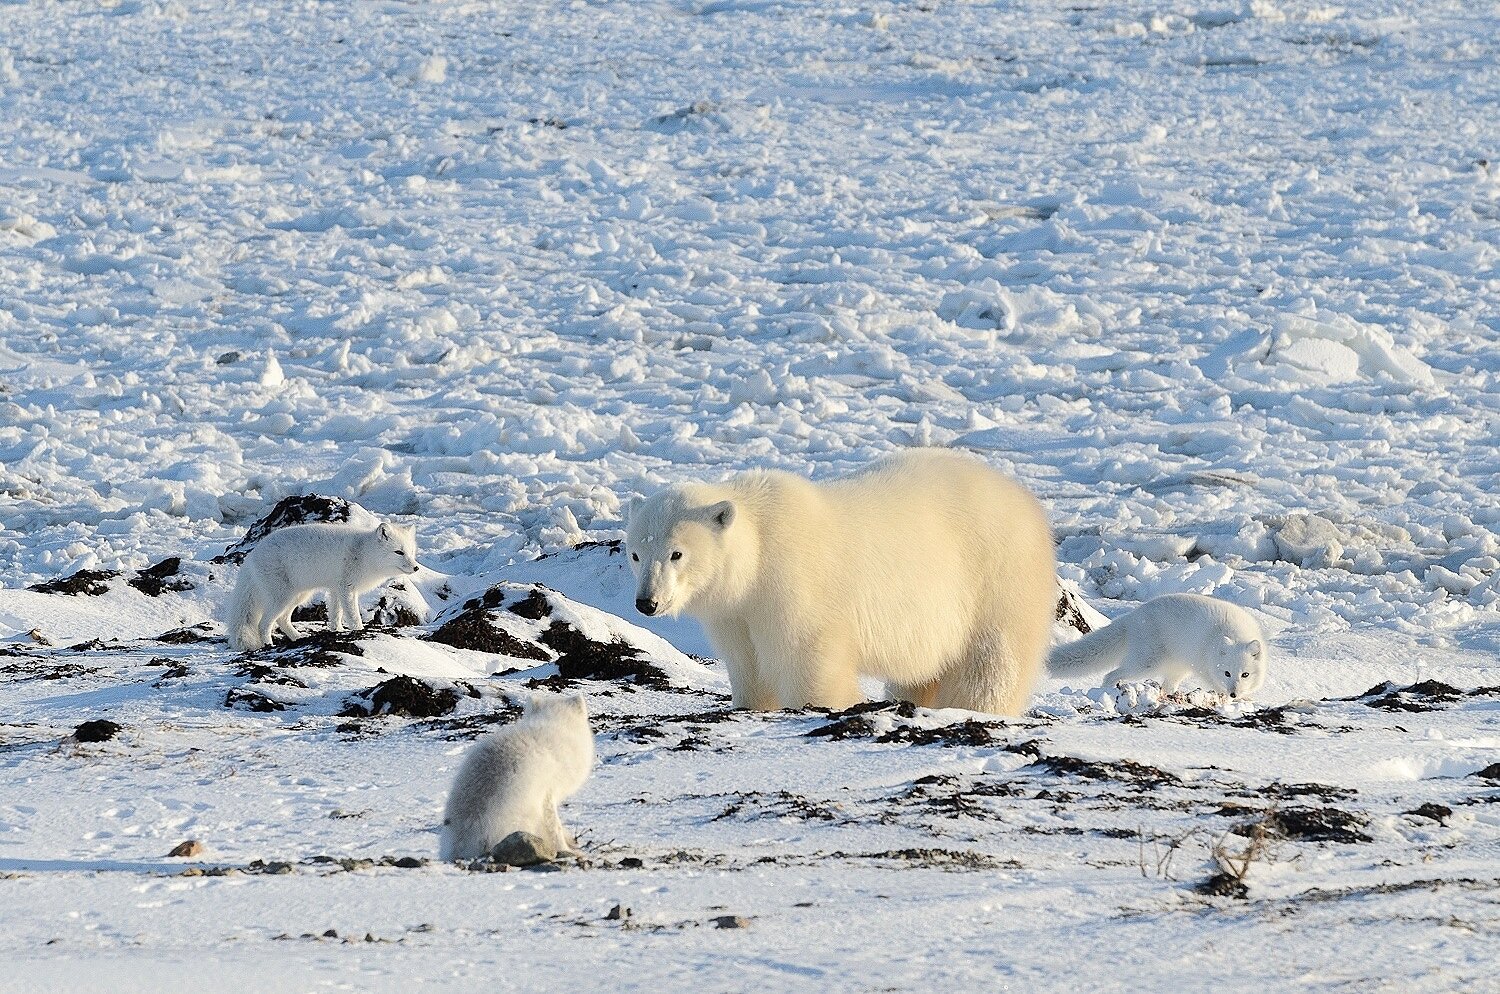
[705,618,778,710]
[755,626,863,711]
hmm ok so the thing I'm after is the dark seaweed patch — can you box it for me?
[157,625,215,644]
[128,557,193,596]
[540,621,672,690]
[426,608,550,660]
[225,688,287,712]
[29,569,119,596]
[72,719,122,742]
[1027,754,1182,790]
[508,588,553,621]
[1405,803,1452,824]
[1237,806,1371,844]
[344,676,460,718]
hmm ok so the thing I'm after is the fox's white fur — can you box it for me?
[1048,593,1269,699]
[224,522,419,652]
[625,448,1057,716]
[438,693,595,862]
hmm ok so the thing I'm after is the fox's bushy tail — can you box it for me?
[1047,618,1131,675]
[224,574,260,652]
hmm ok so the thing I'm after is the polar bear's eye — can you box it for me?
[670,551,683,561]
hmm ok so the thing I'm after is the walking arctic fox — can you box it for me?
[438,693,595,862]
[625,448,1057,716]
[1048,593,1268,699]
[224,522,419,652]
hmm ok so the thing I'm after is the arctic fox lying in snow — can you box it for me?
[1048,593,1268,700]
[625,448,1057,716]
[438,693,596,862]
[224,522,419,652]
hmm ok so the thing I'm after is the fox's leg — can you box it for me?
[543,804,576,855]
[324,593,345,631]
[1100,642,1155,690]
[341,588,364,631]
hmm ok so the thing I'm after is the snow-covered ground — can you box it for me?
[1,0,1497,990]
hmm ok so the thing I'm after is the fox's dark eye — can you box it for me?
[630,552,638,562]
[1241,672,1250,679]
[670,551,683,561]
[1224,671,1232,678]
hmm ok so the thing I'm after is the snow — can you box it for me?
[1,0,1498,990]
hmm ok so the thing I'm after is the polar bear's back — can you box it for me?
[737,448,1054,686]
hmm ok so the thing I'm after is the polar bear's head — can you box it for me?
[1218,637,1267,700]
[624,487,736,618]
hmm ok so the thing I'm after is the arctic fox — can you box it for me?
[1048,593,1268,699]
[224,522,419,652]
[438,693,596,862]
[625,448,1057,716]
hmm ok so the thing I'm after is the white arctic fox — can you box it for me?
[438,693,596,862]
[1048,593,1268,700]
[224,522,419,652]
[626,448,1057,716]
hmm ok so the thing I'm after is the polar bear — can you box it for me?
[625,449,1056,716]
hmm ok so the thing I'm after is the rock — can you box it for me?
[1405,803,1453,824]
[213,494,359,564]
[168,840,204,858]
[392,856,424,869]
[72,719,121,743]
[605,904,631,921]
[343,676,459,718]
[489,831,556,867]
[711,915,750,929]
[128,557,193,596]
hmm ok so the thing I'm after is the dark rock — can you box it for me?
[490,831,555,867]
[1028,754,1182,790]
[29,569,119,596]
[368,597,422,628]
[128,557,193,596]
[291,603,327,623]
[73,719,122,742]
[225,688,287,712]
[711,915,750,929]
[1055,589,1094,635]
[1473,763,1500,781]
[157,625,214,644]
[618,857,644,869]
[392,856,424,869]
[344,676,460,719]
[213,494,355,564]
[216,350,241,364]
[604,904,630,921]
[168,840,205,857]
[1405,803,1453,824]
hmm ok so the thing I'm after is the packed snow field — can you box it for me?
[1,0,1498,990]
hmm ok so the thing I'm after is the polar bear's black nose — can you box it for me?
[635,597,658,616]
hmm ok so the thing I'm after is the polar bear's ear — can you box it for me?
[707,500,735,530]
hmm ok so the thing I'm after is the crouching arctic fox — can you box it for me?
[438,693,596,862]
[224,522,419,652]
[1048,593,1269,700]
[625,449,1057,716]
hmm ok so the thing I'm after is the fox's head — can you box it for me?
[624,487,736,619]
[376,523,420,574]
[1218,636,1266,700]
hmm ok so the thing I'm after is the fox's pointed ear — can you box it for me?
[628,496,645,519]
[568,693,588,716]
[707,500,735,530]
[1248,639,1262,656]
[1223,634,1234,646]
[378,523,391,540]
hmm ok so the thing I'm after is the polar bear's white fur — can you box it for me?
[625,449,1056,716]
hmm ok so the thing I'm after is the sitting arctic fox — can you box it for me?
[224,522,419,652]
[1048,593,1268,700]
[438,693,596,862]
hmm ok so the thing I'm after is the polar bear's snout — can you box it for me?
[635,596,658,616]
